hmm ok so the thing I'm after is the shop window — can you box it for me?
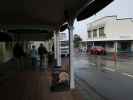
[99,27,105,37]
[88,31,91,38]
[93,29,97,37]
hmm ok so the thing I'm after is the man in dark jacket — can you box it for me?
[13,42,24,70]
[38,43,48,67]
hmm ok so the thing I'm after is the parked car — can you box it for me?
[89,46,106,55]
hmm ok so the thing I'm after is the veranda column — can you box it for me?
[114,41,118,53]
[56,32,61,66]
[68,24,75,89]
[54,32,57,59]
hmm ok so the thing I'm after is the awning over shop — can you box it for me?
[77,0,113,21]
[7,29,53,41]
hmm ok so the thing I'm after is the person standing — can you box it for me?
[31,45,38,70]
[13,42,24,71]
[38,43,48,68]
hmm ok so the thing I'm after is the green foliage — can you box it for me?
[74,34,82,48]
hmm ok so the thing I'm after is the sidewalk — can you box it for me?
[0,57,83,100]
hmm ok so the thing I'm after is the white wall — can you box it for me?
[87,16,133,41]
[106,18,133,40]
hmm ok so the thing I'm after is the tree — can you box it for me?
[73,34,82,48]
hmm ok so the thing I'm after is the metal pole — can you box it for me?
[68,24,75,89]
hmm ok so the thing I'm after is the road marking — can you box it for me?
[89,62,116,72]
[89,62,133,79]
[122,73,133,78]
[89,62,114,68]
[89,63,96,66]
[103,57,133,65]
[80,60,89,63]
[103,67,116,72]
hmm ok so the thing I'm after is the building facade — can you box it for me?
[87,16,133,53]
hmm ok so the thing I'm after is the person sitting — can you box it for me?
[50,70,69,91]
[58,70,69,88]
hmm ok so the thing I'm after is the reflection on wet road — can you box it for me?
[74,54,133,100]
[74,54,133,77]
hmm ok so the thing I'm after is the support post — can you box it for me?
[54,32,57,59]
[114,41,118,53]
[68,24,75,89]
[113,41,118,62]
[56,32,61,66]
[92,42,95,46]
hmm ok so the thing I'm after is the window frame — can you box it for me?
[99,27,105,37]
[87,31,91,38]
[93,29,97,37]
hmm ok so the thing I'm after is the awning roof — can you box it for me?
[77,0,113,21]
[0,0,113,41]
[8,28,53,41]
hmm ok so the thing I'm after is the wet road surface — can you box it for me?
[74,54,133,100]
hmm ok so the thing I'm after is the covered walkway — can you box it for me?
[0,0,113,99]
[0,58,83,100]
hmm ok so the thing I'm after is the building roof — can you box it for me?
[88,16,133,26]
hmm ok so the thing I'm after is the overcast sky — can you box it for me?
[73,0,133,40]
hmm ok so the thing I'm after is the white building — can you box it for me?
[60,33,68,41]
[87,16,133,53]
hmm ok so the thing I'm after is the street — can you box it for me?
[74,53,133,100]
